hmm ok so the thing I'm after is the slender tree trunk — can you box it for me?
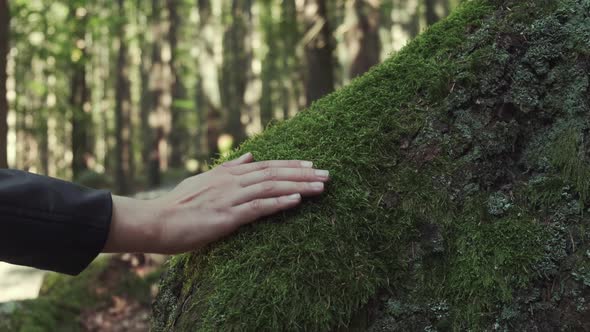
[137,0,152,179]
[0,0,9,168]
[147,0,165,186]
[303,0,335,106]
[425,0,440,26]
[167,0,187,169]
[115,0,134,194]
[221,0,251,149]
[279,0,300,120]
[70,6,92,179]
[194,0,206,164]
[260,1,277,128]
[348,0,381,79]
[196,0,221,163]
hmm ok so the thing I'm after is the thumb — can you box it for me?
[222,152,254,167]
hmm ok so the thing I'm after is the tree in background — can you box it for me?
[347,0,381,79]
[220,0,251,149]
[167,0,189,169]
[69,3,92,179]
[0,0,9,168]
[114,0,134,194]
[303,0,335,106]
[259,0,279,128]
[279,0,302,120]
[0,0,458,188]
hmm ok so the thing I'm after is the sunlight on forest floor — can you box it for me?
[0,262,47,302]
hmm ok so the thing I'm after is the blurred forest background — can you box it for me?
[0,0,457,195]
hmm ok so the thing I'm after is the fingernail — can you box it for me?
[315,170,329,178]
[287,193,301,201]
[241,152,252,159]
[301,161,313,168]
[311,182,324,190]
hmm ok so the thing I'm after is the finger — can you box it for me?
[222,152,254,167]
[231,181,324,206]
[231,193,302,226]
[239,167,330,187]
[228,159,314,175]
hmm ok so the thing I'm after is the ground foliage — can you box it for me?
[152,0,590,330]
[0,254,162,332]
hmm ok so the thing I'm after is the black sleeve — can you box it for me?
[0,169,113,275]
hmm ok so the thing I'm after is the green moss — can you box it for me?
[153,0,590,330]
[549,128,590,206]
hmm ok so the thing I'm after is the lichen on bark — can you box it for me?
[152,0,590,330]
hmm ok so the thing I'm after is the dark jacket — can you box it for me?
[0,169,112,275]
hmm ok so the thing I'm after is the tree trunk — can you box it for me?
[220,0,251,149]
[303,0,335,106]
[0,0,9,168]
[260,1,278,128]
[138,0,152,179]
[153,1,590,330]
[167,0,187,169]
[347,0,381,79]
[424,0,440,26]
[279,0,300,120]
[69,6,92,180]
[147,0,165,186]
[114,0,134,194]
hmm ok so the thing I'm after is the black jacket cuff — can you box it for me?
[0,169,113,275]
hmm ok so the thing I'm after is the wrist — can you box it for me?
[103,195,162,253]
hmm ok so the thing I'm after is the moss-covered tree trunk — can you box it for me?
[153,0,590,330]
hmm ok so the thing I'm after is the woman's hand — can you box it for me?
[103,152,329,254]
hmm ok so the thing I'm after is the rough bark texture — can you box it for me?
[152,1,590,330]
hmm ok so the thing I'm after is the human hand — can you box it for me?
[103,152,329,254]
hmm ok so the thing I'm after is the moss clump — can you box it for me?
[152,0,590,330]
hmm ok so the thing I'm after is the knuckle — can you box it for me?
[263,167,277,180]
[250,199,263,210]
[261,181,275,193]
[259,160,271,169]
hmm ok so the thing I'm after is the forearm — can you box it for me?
[103,195,161,253]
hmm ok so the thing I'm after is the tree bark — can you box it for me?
[114,0,134,194]
[0,0,9,168]
[152,1,590,330]
[303,0,335,106]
